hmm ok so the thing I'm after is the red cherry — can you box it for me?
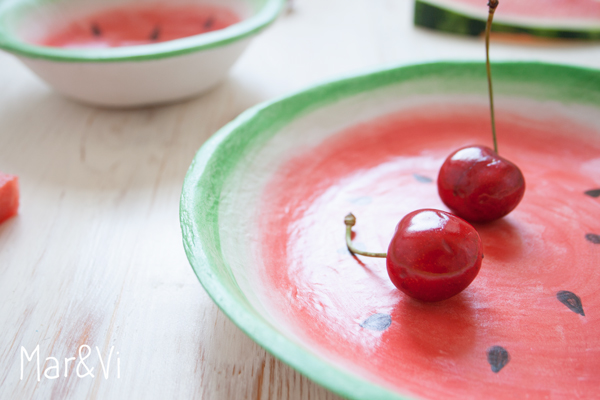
[386,209,483,302]
[435,1,525,223]
[345,209,483,302]
[437,145,525,223]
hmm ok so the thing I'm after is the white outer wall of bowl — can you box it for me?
[17,37,251,107]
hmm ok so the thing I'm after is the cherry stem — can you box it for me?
[344,213,387,258]
[486,0,499,154]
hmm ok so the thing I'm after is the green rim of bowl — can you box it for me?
[0,0,285,62]
[180,61,600,400]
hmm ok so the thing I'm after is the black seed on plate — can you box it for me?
[413,174,433,183]
[487,346,510,373]
[584,189,600,198]
[360,313,391,331]
[585,233,600,244]
[204,16,215,29]
[557,290,585,316]
[91,23,101,37]
[149,26,161,41]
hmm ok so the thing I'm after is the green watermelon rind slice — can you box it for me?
[414,0,600,40]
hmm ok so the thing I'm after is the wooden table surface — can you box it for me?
[1,1,600,399]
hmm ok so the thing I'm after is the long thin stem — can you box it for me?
[344,213,387,258]
[486,0,499,154]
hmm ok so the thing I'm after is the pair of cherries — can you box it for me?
[345,146,525,302]
[345,0,525,302]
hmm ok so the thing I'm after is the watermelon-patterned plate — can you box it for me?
[414,0,600,40]
[180,62,600,400]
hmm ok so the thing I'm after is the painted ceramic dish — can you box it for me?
[0,0,284,107]
[414,0,600,40]
[180,62,600,400]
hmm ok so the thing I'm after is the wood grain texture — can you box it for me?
[0,0,599,399]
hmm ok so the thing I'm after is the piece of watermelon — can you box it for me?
[0,173,19,224]
[414,0,600,40]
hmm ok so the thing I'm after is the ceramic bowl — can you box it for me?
[0,0,284,107]
[180,62,600,400]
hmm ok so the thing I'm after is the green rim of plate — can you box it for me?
[414,0,600,40]
[180,62,600,400]
[0,0,284,62]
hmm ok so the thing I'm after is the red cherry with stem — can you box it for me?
[438,145,525,223]
[437,0,525,223]
[344,209,483,302]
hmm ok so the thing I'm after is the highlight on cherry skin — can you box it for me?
[437,145,525,223]
[345,209,483,302]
